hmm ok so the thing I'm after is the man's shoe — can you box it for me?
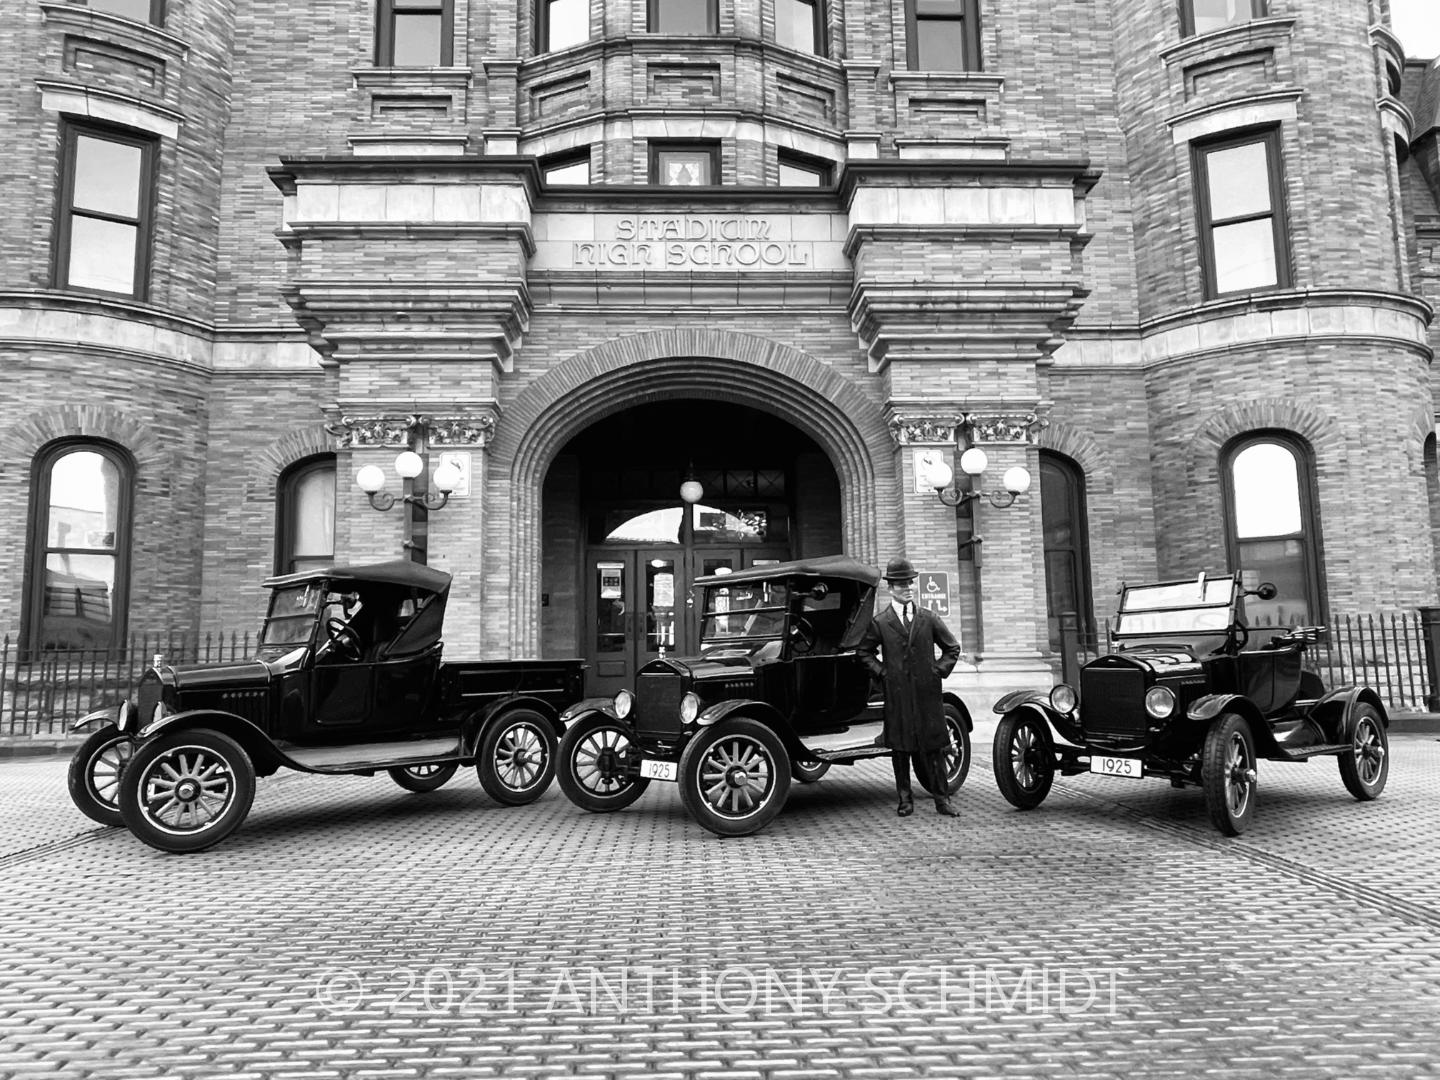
[897,795,915,817]
[934,798,959,817]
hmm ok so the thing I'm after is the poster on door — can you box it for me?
[652,572,675,609]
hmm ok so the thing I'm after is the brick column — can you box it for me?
[886,411,968,643]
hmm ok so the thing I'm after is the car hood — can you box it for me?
[163,659,275,691]
[1108,647,1205,676]
[642,654,758,680]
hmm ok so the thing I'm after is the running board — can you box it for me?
[801,721,886,762]
[1272,742,1350,762]
[279,737,464,773]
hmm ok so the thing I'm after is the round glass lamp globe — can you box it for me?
[679,479,705,504]
[959,447,989,476]
[394,451,425,479]
[1003,466,1032,494]
[356,465,386,494]
[431,461,462,493]
[926,459,954,491]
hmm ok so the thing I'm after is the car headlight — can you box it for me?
[613,689,633,719]
[1050,684,1078,714]
[1144,686,1176,719]
[679,693,700,724]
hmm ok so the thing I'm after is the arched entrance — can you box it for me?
[545,401,842,695]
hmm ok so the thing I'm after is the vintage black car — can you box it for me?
[991,572,1390,835]
[67,561,585,852]
[555,555,973,837]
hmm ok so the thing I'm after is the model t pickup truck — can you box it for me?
[555,555,973,837]
[991,572,1390,835]
[67,561,585,852]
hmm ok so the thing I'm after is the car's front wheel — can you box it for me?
[388,762,459,793]
[477,709,557,806]
[1201,712,1256,836]
[1338,703,1389,801]
[68,724,135,827]
[993,711,1056,810]
[912,704,972,795]
[678,717,791,837]
[119,728,256,854]
[557,714,651,812]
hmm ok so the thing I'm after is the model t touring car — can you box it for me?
[555,555,973,837]
[67,561,584,852]
[992,572,1390,835]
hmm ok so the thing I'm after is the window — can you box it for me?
[651,142,720,186]
[542,148,592,184]
[776,0,823,54]
[648,0,717,34]
[777,150,832,186]
[1223,434,1323,627]
[904,0,981,71]
[1181,0,1266,37]
[377,0,454,66]
[68,0,163,24]
[55,123,155,299]
[26,442,133,653]
[277,456,336,576]
[1039,453,1094,657]
[538,0,588,51]
[1193,128,1289,297]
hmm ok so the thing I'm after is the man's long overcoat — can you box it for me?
[857,604,962,752]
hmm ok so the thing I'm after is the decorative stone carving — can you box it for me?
[888,415,964,446]
[428,415,496,447]
[326,413,497,450]
[964,413,1049,445]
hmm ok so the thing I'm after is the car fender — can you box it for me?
[559,698,620,726]
[136,710,283,775]
[476,694,564,737]
[71,701,133,735]
[1305,685,1389,742]
[993,690,1051,716]
[941,692,974,732]
[460,696,569,758]
[1186,694,1279,755]
[693,700,805,759]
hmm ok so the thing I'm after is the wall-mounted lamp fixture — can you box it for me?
[930,447,1032,509]
[351,416,460,564]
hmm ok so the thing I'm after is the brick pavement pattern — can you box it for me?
[0,728,1438,1079]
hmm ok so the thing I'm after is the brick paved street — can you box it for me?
[2,722,1438,1079]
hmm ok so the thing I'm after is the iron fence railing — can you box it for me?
[1057,611,1437,712]
[0,632,255,737]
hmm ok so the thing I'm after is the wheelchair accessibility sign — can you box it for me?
[917,572,950,616]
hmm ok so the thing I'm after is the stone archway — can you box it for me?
[487,330,893,654]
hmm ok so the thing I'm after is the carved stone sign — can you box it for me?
[533,213,846,272]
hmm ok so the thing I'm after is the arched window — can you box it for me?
[277,456,336,575]
[1222,433,1323,626]
[26,441,134,652]
[1039,452,1094,654]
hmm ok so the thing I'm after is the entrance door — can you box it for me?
[585,547,786,697]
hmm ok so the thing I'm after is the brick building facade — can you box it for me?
[2,0,1437,709]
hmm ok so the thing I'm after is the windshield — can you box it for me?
[699,579,792,646]
[1114,575,1237,637]
[261,583,326,647]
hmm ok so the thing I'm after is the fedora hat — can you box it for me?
[883,557,918,583]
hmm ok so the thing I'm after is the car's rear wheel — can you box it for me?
[912,704,972,795]
[1202,712,1256,836]
[678,717,791,837]
[1338,703,1389,801]
[993,711,1056,810]
[477,709,557,806]
[790,759,832,784]
[68,724,135,827]
[119,728,256,854]
[557,714,651,812]
[388,762,459,793]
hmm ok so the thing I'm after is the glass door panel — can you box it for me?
[643,552,679,662]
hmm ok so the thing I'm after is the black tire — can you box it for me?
[912,704,972,796]
[790,759,832,784]
[119,728,256,854]
[68,724,135,827]
[557,714,651,812]
[388,761,459,793]
[477,709,557,806]
[678,717,791,837]
[1201,712,1256,836]
[992,711,1056,810]
[1338,703,1389,801]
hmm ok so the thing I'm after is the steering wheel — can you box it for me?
[325,618,363,662]
[789,616,817,655]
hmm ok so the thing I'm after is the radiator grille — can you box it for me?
[1081,666,1148,736]
[636,672,684,739]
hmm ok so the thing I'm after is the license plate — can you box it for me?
[1089,755,1143,778]
[640,759,677,782]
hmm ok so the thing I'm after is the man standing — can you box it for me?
[858,557,963,817]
